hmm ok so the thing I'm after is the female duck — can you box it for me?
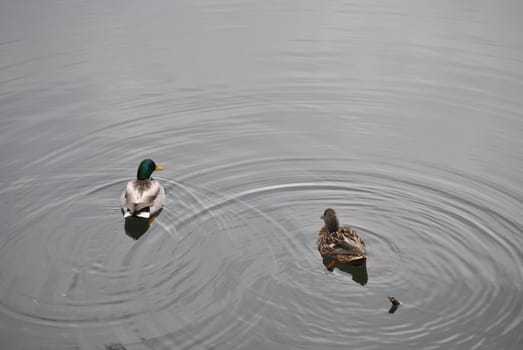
[317,208,367,268]
[120,159,165,221]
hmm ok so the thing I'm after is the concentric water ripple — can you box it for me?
[165,158,523,348]
[1,154,522,349]
[2,0,523,349]
[0,151,521,349]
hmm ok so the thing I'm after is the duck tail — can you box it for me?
[124,204,151,218]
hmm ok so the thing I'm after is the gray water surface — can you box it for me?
[1,0,523,349]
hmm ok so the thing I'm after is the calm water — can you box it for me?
[1,0,523,349]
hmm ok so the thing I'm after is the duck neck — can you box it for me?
[326,217,340,233]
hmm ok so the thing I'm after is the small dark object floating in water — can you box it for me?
[388,296,400,306]
[387,296,400,314]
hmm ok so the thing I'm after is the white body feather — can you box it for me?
[120,179,165,218]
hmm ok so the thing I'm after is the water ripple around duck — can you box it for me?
[1,138,522,350]
[125,158,523,349]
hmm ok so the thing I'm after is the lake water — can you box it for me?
[1,0,522,349]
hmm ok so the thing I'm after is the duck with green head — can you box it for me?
[120,159,165,222]
[317,208,367,270]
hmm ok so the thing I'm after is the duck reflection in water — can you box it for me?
[123,212,163,240]
[317,208,368,285]
[120,159,165,240]
[322,256,368,285]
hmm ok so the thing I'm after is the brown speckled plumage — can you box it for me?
[317,208,367,263]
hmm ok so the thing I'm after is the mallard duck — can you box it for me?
[120,159,165,221]
[317,208,367,270]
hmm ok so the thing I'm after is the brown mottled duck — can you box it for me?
[317,208,367,270]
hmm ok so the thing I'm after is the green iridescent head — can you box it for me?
[136,159,164,180]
